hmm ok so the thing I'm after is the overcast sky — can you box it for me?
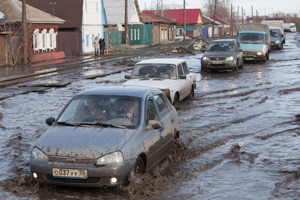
[138,0,300,17]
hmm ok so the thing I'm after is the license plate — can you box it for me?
[52,168,88,179]
[211,61,223,64]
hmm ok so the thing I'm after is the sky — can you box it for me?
[138,0,300,17]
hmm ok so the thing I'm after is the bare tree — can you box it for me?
[0,21,32,65]
[202,0,232,21]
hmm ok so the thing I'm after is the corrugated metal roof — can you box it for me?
[0,0,65,24]
[211,16,230,25]
[141,12,176,24]
[143,9,202,24]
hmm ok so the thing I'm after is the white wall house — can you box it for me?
[82,0,106,53]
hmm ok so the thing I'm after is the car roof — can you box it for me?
[77,85,161,97]
[210,39,236,43]
[136,58,186,65]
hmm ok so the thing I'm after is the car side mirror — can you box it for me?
[201,48,206,52]
[281,34,284,37]
[145,120,162,130]
[179,75,186,79]
[46,117,55,126]
[124,75,130,79]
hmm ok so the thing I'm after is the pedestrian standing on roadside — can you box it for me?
[93,36,99,56]
[99,38,106,55]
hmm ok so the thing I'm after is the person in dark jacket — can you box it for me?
[99,38,105,55]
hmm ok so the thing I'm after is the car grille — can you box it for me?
[46,175,100,183]
[210,57,226,61]
[48,156,96,164]
[243,51,256,56]
[210,64,226,67]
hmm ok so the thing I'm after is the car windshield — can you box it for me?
[206,42,235,52]
[131,64,177,80]
[57,95,141,129]
[238,33,264,44]
[270,30,281,37]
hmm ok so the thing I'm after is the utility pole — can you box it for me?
[183,0,186,41]
[242,7,244,24]
[125,0,128,44]
[237,6,239,29]
[230,4,232,35]
[212,0,217,38]
[22,0,28,64]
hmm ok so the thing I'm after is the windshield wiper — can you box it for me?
[77,122,126,129]
[57,121,76,126]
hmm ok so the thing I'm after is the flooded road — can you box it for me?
[0,33,300,199]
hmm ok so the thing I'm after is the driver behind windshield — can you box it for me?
[117,99,135,119]
[76,100,107,122]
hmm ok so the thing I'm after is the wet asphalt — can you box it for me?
[0,32,300,199]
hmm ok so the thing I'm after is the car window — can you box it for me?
[146,98,158,125]
[57,95,141,129]
[178,64,184,76]
[182,62,189,75]
[131,64,177,79]
[154,94,169,118]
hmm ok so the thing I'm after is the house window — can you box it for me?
[131,29,133,41]
[134,29,136,40]
[34,34,38,48]
[86,35,89,47]
[85,1,87,12]
[42,34,45,48]
[50,34,53,48]
[96,2,98,12]
[137,29,140,40]
[92,34,95,42]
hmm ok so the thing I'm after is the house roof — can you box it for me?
[141,12,176,24]
[142,9,203,24]
[103,0,142,25]
[202,15,221,25]
[0,0,65,24]
[211,16,230,25]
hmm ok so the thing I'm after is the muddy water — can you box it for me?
[0,33,300,199]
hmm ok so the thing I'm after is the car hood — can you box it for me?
[35,125,136,158]
[203,51,235,57]
[123,79,176,89]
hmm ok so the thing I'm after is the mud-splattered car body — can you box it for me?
[200,39,244,72]
[29,85,179,187]
[123,58,196,105]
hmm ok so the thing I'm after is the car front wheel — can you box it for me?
[134,156,145,174]
[173,94,179,107]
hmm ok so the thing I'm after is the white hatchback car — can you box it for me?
[123,58,196,105]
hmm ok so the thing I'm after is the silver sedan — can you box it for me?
[29,85,179,187]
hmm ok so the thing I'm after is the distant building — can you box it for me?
[141,12,176,44]
[0,0,65,65]
[103,0,142,45]
[25,0,106,55]
[143,9,203,38]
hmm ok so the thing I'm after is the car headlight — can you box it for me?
[96,151,123,165]
[202,56,210,61]
[257,52,262,56]
[275,40,280,44]
[31,147,48,161]
[160,89,170,97]
[226,56,234,61]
